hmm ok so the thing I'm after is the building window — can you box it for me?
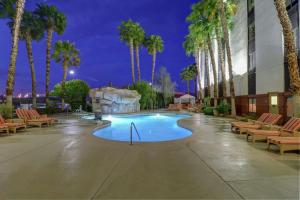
[248,0,256,95]
[249,98,257,113]
[284,0,299,91]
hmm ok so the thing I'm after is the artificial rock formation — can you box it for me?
[89,87,141,114]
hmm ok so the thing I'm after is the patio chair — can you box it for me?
[29,109,57,125]
[231,113,270,133]
[0,124,9,134]
[233,113,282,134]
[16,109,49,128]
[0,114,26,133]
[267,136,300,155]
[246,117,300,143]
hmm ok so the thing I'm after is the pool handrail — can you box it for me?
[130,122,141,145]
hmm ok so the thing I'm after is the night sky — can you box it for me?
[0,0,198,95]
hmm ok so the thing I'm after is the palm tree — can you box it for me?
[118,19,138,83]
[145,35,164,84]
[52,40,80,111]
[204,47,211,98]
[218,0,238,116]
[183,34,203,101]
[274,0,300,117]
[8,11,44,108]
[34,4,66,107]
[5,0,25,108]
[180,65,197,95]
[133,23,145,82]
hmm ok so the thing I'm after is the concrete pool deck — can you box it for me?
[0,113,299,199]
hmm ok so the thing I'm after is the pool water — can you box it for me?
[91,114,192,142]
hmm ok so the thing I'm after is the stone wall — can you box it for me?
[89,87,141,114]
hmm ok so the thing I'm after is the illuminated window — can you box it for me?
[271,96,278,106]
[249,98,256,113]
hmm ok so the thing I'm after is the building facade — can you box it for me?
[200,0,300,121]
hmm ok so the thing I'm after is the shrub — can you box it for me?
[0,104,13,119]
[203,106,214,115]
[217,101,230,115]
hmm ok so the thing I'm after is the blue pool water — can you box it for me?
[90,113,192,142]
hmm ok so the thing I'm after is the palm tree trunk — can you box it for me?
[25,34,37,109]
[61,63,68,111]
[207,35,218,107]
[187,80,190,95]
[129,38,135,84]
[5,0,25,109]
[219,0,236,116]
[45,28,53,107]
[204,47,211,97]
[274,0,300,117]
[135,45,141,82]
[215,26,227,102]
[151,48,157,84]
[194,49,203,101]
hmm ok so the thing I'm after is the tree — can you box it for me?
[51,79,89,111]
[8,11,44,108]
[0,0,16,19]
[183,34,204,101]
[180,64,197,95]
[5,0,25,108]
[145,35,164,84]
[274,0,300,117]
[118,19,138,83]
[218,0,238,116]
[129,81,156,110]
[154,66,176,106]
[52,40,80,111]
[34,4,66,107]
[133,23,145,82]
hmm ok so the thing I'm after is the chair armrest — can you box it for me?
[41,114,48,118]
[5,118,25,123]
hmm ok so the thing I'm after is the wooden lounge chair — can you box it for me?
[267,136,300,155]
[29,110,57,125]
[0,114,26,133]
[16,109,49,128]
[231,113,270,133]
[233,113,282,134]
[246,117,300,143]
[0,124,9,134]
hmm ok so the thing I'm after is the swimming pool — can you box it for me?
[89,113,192,142]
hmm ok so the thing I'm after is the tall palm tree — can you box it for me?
[218,0,238,116]
[274,0,300,117]
[145,35,164,84]
[5,0,25,108]
[133,23,145,82]
[204,47,211,98]
[8,11,44,108]
[183,34,203,101]
[34,4,66,107]
[118,19,138,83]
[52,40,80,111]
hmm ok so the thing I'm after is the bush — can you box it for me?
[217,101,230,115]
[203,106,214,115]
[129,81,156,110]
[0,104,13,119]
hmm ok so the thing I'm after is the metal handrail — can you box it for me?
[130,122,141,145]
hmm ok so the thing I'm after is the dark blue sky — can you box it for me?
[0,0,198,95]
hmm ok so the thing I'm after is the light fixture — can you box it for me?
[69,70,75,75]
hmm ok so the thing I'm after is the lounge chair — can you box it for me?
[231,113,270,133]
[246,117,300,143]
[28,109,57,125]
[0,114,26,133]
[0,124,8,134]
[267,136,300,155]
[233,113,282,134]
[16,109,49,128]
